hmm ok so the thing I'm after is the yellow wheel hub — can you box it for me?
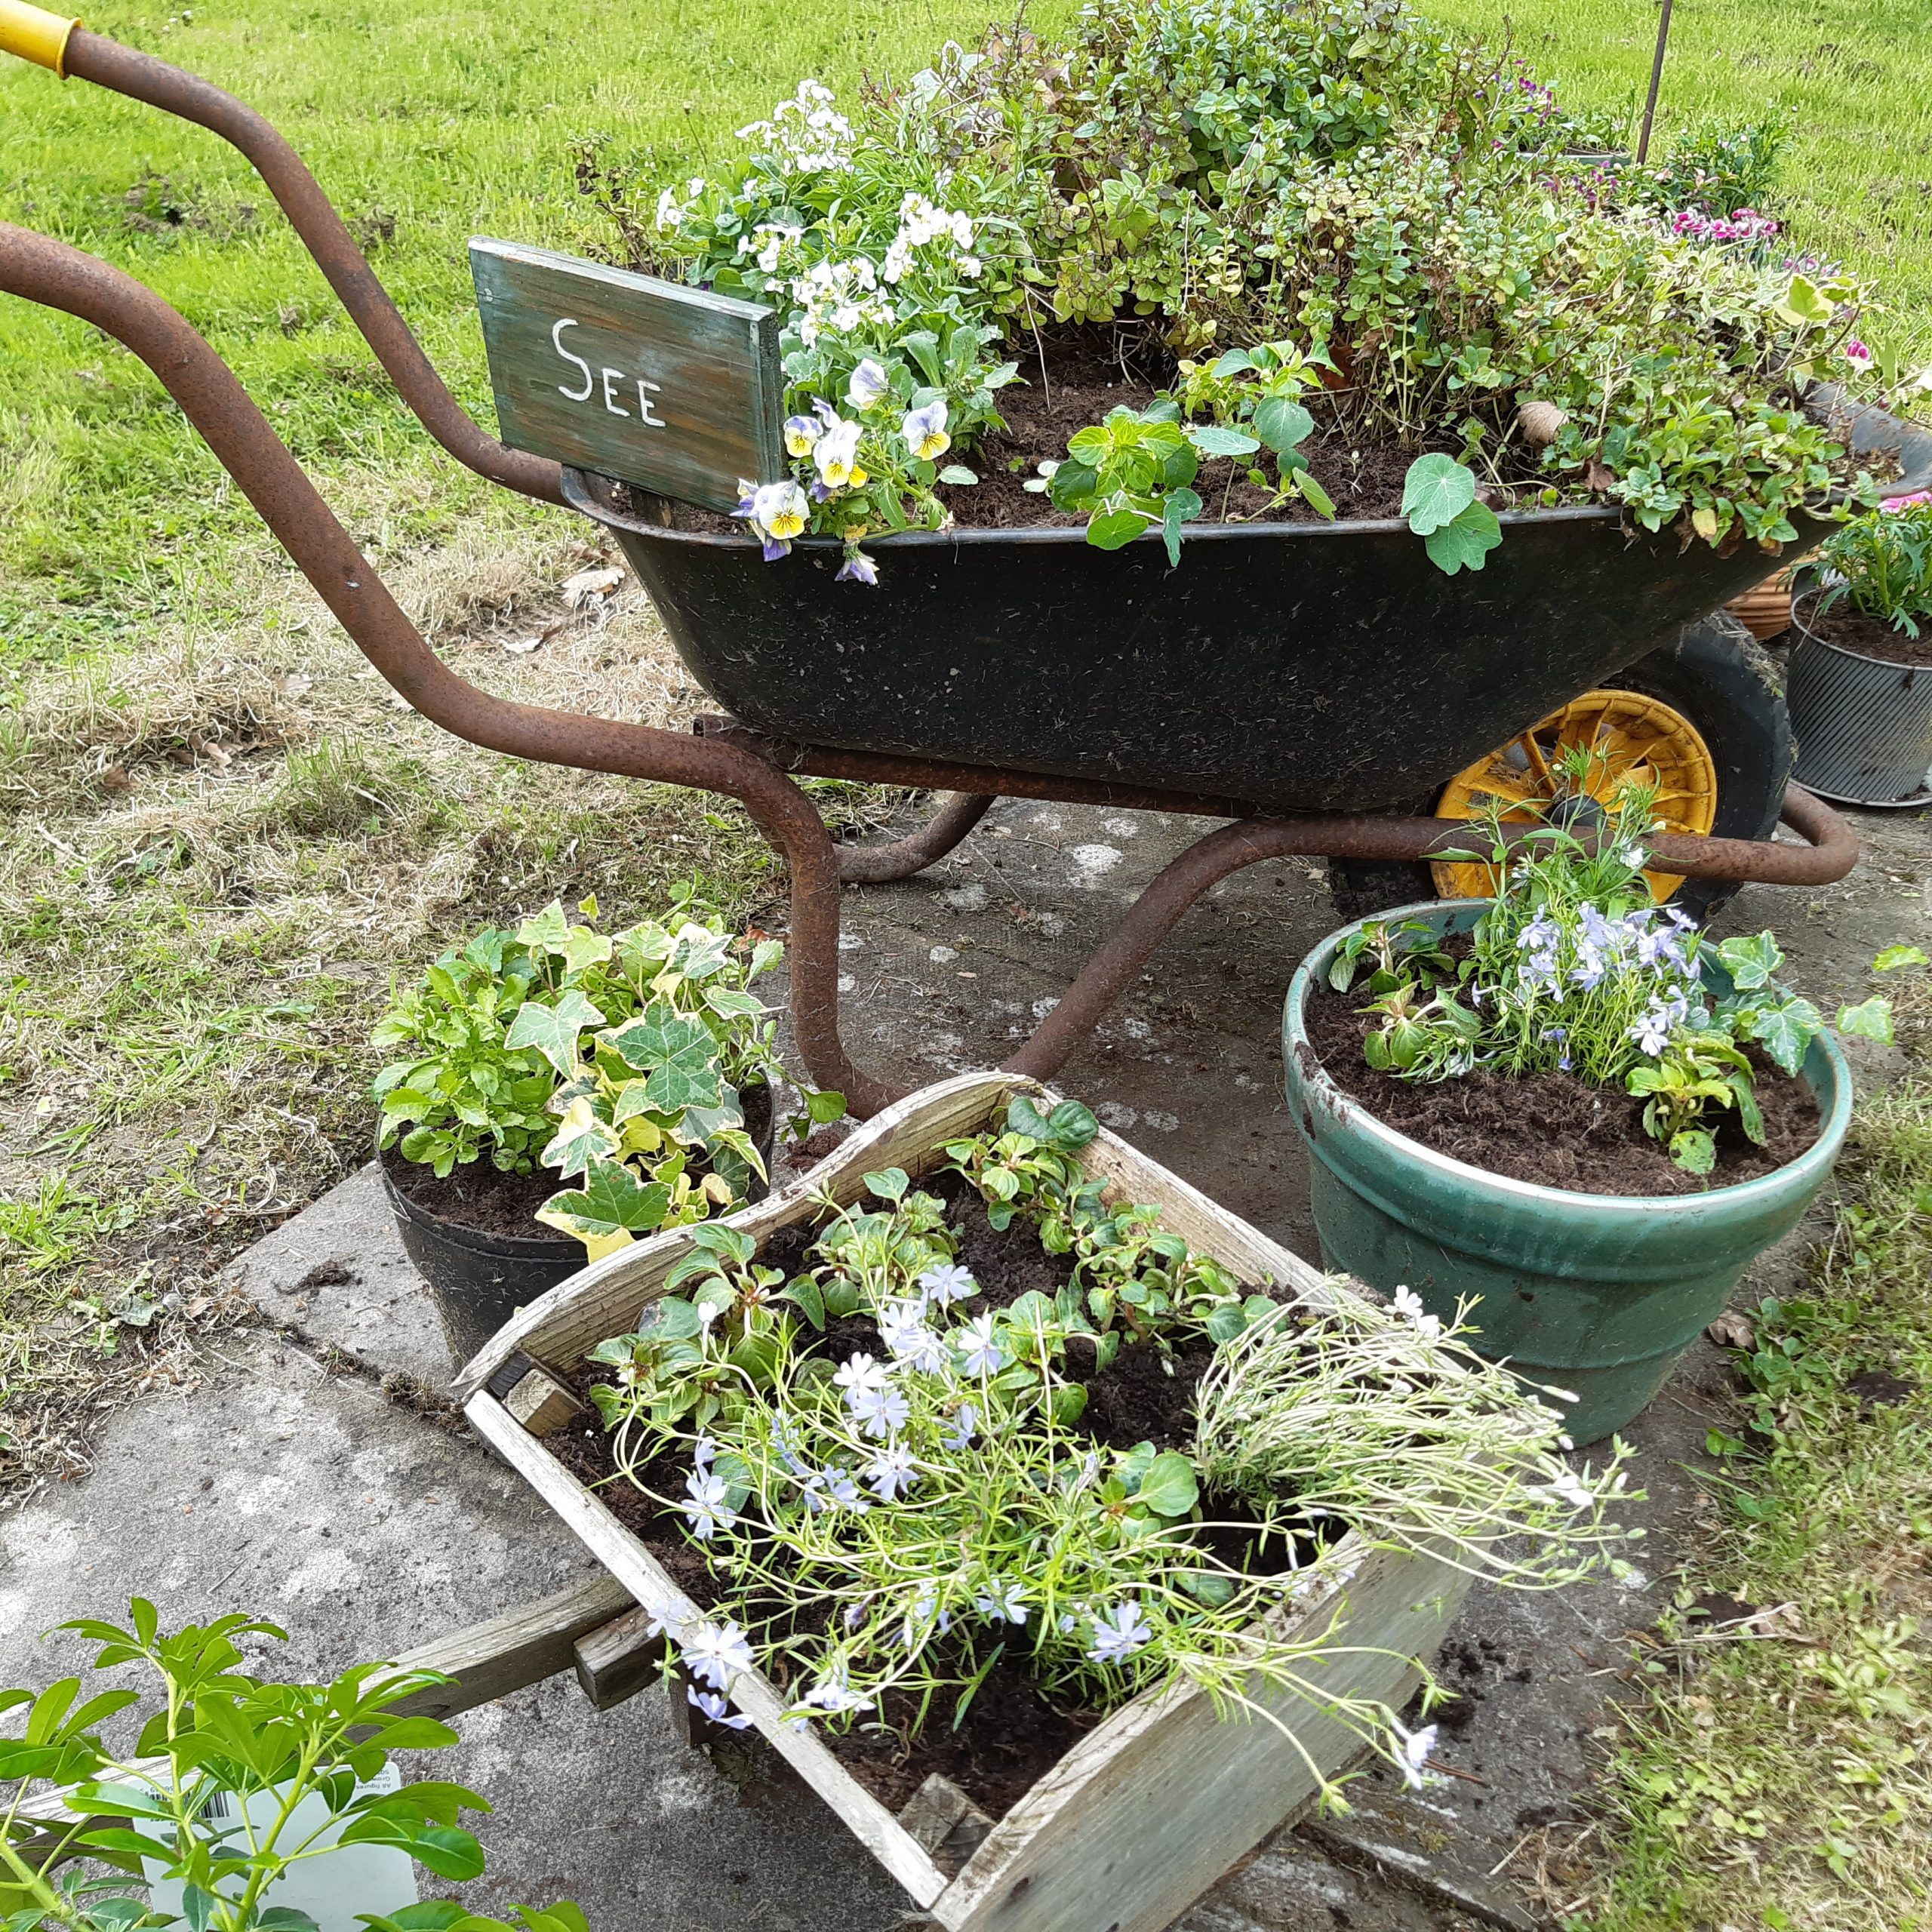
[1431,688,1720,903]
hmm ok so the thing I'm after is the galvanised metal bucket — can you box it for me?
[1789,587,1932,805]
[1282,901,1854,1444]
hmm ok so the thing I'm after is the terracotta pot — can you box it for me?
[1724,565,1798,641]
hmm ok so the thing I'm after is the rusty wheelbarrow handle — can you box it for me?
[0,2,564,508]
[0,219,900,1115]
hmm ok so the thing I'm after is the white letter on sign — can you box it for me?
[636,377,666,427]
[600,367,630,417]
[552,318,593,401]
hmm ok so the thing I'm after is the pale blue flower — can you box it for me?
[681,1619,754,1690]
[1086,1601,1154,1665]
[866,1441,919,1502]
[919,1261,977,1307]
[945,1402,977,1450]
[688,1685,753,1730]
[956,1311,1006,1377]
[1398,1721,1438,1790]
[850,1382,910,1439]
[975,1577,1029,1625]
[681,1466,737,1540]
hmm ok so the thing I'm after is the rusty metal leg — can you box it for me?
[835,792,995,883]
[0,220,901,1117]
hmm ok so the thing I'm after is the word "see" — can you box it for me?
[551,318,666,426]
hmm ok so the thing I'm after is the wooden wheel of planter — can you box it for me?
[1430,688,1720,903]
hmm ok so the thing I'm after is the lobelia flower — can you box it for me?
[955,1312,1008,1377]
[975,1577,1029,1625]
[783,414,823,458]
[902,399,951,461]
[865,1441,919,1502]
[682,1619,755,1690]
[1398,1722,1439,1790]
[919,1260,977,1308]
[847,358,890,409]
[1086,1601,1154,1666]
[688,1685,753,1730]
[682,1467,738,1540]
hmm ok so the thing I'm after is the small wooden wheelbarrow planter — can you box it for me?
[448,1071,1473,1932]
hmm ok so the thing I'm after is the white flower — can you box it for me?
[955,1311,1007,1377]
[901,398,951,461]
[802,1675,872,1715]
[688,1685,753,1730]
[847,358,890,409]
[681,1619,755,1691]
[850,1382,911,1439]
[1617,843,1645,870]
[880,1298,947,1373]
[975,1577,1029,1625]
[1398,1722,1438,1789]
[654,186,683,231]
[695,1299,723,1334]
[919,1261,977,1308]
[681,1466,737,1540]
[835,1352,890,1398]
[1086,1601,1154,1666]
[865,1441,919,1502]
[1389,1285,1443,1340]
[639,1592,685,1642]
[1549,1474,1594,1512]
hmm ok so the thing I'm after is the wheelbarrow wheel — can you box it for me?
[1325,612,1792,926]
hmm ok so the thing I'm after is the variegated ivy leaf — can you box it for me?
[505,989,606,1078]
[1746,994,1823,1075]
[703,986,767,1024]
[678,1094,747,1145]
[747,937,785,980]
[1835,995,1894,1045]
[669,923,734,983]
[514,899,613,975]
[600,1004,725,1112]
[611,1078,673,1128]
[1716,931,1784,992]
[537,1158,674,1252]
[543,1095,622,1180]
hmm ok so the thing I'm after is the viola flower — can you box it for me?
[688,1685,754,1730]
[742,479,809,561]
[918,1261,977,1308]
[814,417,867,489]
[1086,1601,1154,1666]
[902,399,951,462]
[783,414,823,458]
[847,358,890,409]
[682,1619,755,1690]
[956,1312,1008,1377]
[975,1577,1029,1625]
[1398,1722,1439,1790]
[865,1441,919,1502]
[836,547,878,586]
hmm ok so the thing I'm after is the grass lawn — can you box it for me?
[2,3,1930,1923]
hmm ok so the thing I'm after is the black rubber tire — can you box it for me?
[1324,612,1792,926]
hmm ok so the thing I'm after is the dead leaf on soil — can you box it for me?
[1705,1309,1755,1351]
[561,565,623,608]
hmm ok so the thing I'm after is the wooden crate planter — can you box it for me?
[455,1072,1472,1932]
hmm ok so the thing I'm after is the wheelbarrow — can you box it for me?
[0,4,1908,1118]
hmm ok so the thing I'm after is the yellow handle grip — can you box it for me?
[0,0,79,73]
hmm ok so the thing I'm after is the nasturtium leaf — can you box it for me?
[1423,500,1503,574]
[1187,423,1260,458]
[1875,943,1929,971]
[1717,931,1784,991]
[1835,995,1894,1044]
[1087,506,1149,551]
[536,1161,674,1246]
[1253,396,1314,454]
[1401,453,1478,535]
[504,990,607,1079]
[540,1097,621,1180]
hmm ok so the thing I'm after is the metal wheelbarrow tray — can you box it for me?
[0,8,1894,1117]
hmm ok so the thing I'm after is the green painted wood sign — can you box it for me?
[469,238,784,515]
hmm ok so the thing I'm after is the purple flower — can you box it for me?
[1086,1601,1154,1665]
[865,1441,919,1502]
[836,546,878,586]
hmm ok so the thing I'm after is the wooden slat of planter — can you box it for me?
[465,1393,952,1909]
[932,1545,1469,1932]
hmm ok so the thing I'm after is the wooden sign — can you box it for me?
[469,238,785,514]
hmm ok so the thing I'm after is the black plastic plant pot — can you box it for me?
[1788,587,1932,806]
[383,1082,776,1371]
[563,398,1930,816]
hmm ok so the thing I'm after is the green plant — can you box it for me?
[1816,497,1932,637]
[0,1600,582,1932]
[586,1107,1635,1802]
[1631,116,1792,220]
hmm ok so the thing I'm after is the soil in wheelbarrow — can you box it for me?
[1303,977,1820,1197]
[1801,604,1932,666]
[383,1083,774,1235]
[640,323,1458,534]
[538,1167,1315,1823]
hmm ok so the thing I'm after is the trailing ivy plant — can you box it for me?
[0,1601,582,1932]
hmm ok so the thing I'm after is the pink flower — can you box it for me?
[1882,491,1932,512]
[1846,340,1874,366]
